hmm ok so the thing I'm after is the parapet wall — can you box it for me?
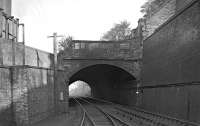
[0,38,54,68]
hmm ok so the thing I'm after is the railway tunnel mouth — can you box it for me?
[68,64,138,106]
[69,80,91,97]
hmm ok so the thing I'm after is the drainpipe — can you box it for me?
[19,23,25,45]
[19,23,25,65]
[15,18,19,42]
[4,14,9,39]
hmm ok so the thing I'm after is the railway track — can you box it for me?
[73,97,132,126]
[73,98,95,126]
[85,97,200,126]
[71,97,200,126]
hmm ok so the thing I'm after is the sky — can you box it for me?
[12,0,146,53]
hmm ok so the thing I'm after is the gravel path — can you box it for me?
[31,106,82,126]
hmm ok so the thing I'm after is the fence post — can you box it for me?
[4,14,9,39]
[0,8,3,37]
[22,24,25,45]
[19,23,25,65]
[15,18,19,42]
[10,17,15,41]
[19,24,25,45]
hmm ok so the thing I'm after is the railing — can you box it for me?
[63,39,142,60]
[0,8,24,43]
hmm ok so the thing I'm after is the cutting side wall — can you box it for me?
[141,0,200,123]
[0,38,68,126]
[0,38,54,68]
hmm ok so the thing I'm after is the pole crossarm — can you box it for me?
[47,35,64,38]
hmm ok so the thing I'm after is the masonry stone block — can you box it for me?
[12,67,55,126]
[15,43,24,65]
[0,39,13,65]
[176,0,194,12]
[144,0,176,38]
[55,70,68,114]
[13,67,29,126]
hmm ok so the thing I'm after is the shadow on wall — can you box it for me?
[0,105,14,126]
[69,80,91,97]
[0,67,55,126]
[0,84,54,126]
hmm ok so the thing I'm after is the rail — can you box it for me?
[87,97,200,126]
[79,97,119,126]
[73,97,133,126]
[73,98,95,126]
[78,97,134,126]
[74,97,114,126]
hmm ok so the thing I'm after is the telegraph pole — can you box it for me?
[48,32,63,68]
[48,32,64,113]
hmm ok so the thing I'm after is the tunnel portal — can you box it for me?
[68,64,138,105]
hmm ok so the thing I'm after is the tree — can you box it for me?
[58,35,74,59]
[58,36,73,51]
[101,20,132,41]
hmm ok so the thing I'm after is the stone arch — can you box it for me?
[69,63,136,83]
[66,63,138,105]
[64,60,141,81]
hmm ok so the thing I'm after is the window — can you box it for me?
[74,43,80,49]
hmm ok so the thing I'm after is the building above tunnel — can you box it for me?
[0,0,11,16]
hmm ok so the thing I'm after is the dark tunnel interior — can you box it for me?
[69,64,138,105]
